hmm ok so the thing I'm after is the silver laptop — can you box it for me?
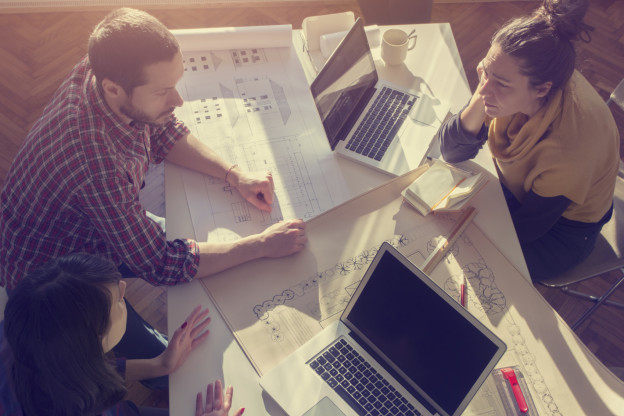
[260,242,506,416]
[311,18,448,177]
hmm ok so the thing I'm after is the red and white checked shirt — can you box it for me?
[0,56,199,289]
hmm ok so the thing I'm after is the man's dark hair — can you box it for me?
[88,8,180,94]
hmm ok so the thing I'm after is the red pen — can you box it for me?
[501,367,528,413]
[460,283,466,307]
[460,276,467,308]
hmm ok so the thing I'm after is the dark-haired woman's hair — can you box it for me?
[492,0,593,93]
[88,7,180,95]
[4,253,125,416]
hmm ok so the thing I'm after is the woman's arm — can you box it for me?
[438,60,489,163]
[438,108,488,163]
[507,190,571,243]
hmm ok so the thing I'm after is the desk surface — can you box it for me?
[165,24,622,415]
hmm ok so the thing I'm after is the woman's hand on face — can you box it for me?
[160,305,211,374]
[196,379,245,416]
[475,59,487,94]
[459,58,489,135]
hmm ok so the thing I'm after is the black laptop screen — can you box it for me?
[344,247,503,415]
[310,18,377,150]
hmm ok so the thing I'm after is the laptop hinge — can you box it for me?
[334,86,377,148]
[349,330,438,415]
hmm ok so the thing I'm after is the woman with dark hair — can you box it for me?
[438,0,620,281]
[0,253,244,416]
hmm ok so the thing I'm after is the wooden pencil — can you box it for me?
[421,206,478,275]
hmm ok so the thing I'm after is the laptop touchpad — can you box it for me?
[410,94,440,126]
[303,397,346,416]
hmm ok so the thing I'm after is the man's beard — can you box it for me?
[120,102,175,127]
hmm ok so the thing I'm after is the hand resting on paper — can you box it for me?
[259,219,308,257]
[226,167,275,212]
[195,219,307,277]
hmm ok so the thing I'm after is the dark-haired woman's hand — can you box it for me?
[160,305,211,374]
[196,379,244,416]
[459,58,488,136]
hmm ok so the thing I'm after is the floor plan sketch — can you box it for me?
[174,28,349,242]
[182,133,333,242]
[236,75,291,130]
[198,162,585,415]
[231,48,267,66]
[247,217,561,416]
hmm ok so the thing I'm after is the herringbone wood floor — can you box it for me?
[1,0,623,409]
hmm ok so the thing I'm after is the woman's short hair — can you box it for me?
[4,253,125,416]
[492,0,593,92]
[88,8,180,94]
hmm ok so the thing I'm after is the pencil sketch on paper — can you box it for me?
[175,44,348,242]
[231,48,267,67]
[250,217,560,416]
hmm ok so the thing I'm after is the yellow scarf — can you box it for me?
[487,71,619,223]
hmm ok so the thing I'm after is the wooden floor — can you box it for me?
[1,0,623,409]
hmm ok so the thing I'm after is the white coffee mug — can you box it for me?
[381,29,417,66]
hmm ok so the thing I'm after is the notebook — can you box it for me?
[402,160,487,216]
[260,242,506,416]
[310,18,449,177]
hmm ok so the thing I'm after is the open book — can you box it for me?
[402,159,487,216]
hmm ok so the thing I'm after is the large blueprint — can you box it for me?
[172,26,349,242]
[200,169,624,415]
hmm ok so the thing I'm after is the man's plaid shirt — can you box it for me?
[0,57,199,289]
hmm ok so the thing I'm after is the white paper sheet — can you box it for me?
[172,26,350,241]
[200,169,624,415]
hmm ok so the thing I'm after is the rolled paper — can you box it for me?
[172,25,292,52]
[320,25,380,58]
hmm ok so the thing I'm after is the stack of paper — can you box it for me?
[402,160,486,216]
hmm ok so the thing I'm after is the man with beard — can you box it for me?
[0,8,306,389]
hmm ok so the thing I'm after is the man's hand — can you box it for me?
[196,380,244,416]
[228,168,274,212]
[259,219,307,257]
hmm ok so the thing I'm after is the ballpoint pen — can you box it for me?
[501,367,528,413]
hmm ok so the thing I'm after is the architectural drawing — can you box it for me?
[231,48,267,66]
[175,39,348,242]
[250,216,560,416]
[181,132,333,241]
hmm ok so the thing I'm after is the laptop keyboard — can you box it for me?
[345,87,417,161]
[309,338,422,416]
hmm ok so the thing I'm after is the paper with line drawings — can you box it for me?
[172,26,349,242]
[200,168,624,415]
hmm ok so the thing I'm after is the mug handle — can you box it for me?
[408,34,417,51]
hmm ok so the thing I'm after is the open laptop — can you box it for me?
[310,18,448,177]
[260,242,506,416]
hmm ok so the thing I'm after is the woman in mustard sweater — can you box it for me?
[438,0,620,281]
